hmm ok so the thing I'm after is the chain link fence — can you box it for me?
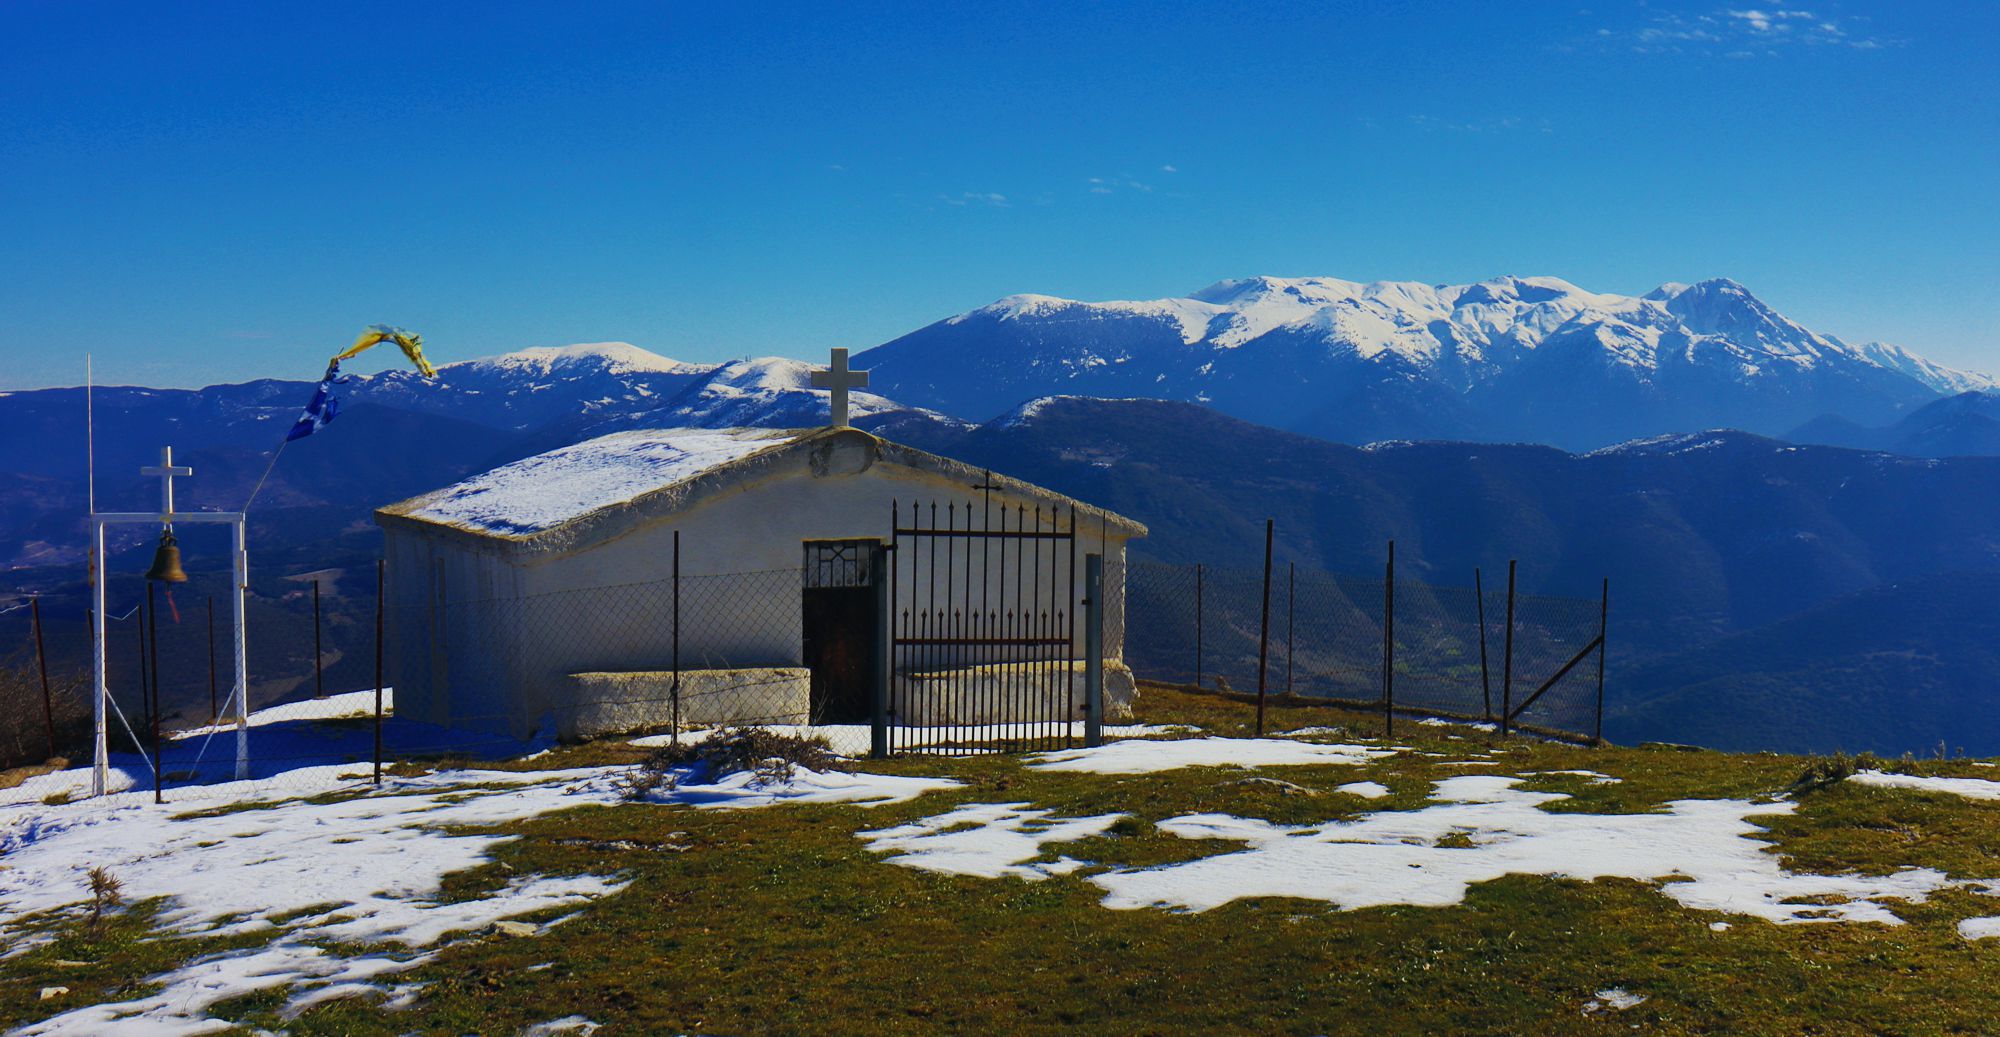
[1122,556,1608,742]
[5,539,1608,804]
[389,566,818,745]
[7,550,1104,802]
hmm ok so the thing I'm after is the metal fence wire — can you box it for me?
[7,535,1605,802]
[1123,554,1609,743]
[390,567,819,745]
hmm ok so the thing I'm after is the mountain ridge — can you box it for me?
[862,275,1991,448]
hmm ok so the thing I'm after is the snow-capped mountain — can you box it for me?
[351,342,714,431]
[550,356,939,443]
[858,276,1993,448]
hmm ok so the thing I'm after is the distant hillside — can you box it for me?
[1609,571,2000,755]
[1790,390,2000,457]
[873,398,2000,754]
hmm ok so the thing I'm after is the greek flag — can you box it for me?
[286,361,346,442]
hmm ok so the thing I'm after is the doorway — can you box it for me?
[802,539,880,723]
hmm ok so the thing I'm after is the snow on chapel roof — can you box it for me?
[398,427,801,535]
[378,425,1147,547]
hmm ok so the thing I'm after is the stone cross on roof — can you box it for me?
[139,446,193,520]
[810,347,870,427]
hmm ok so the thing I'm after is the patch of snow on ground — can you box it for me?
[1417,717,1497,732]
[1958,917,2000,941]
[171,687,394,736]
[3,760,958,1034]
[520,1017,602,1036]
[1336,781,1391,799]
[858,802,1125,880]
[1026,737,1393,775]
[1523,769,1621,784]
[2,689,536,810]
[630,722,1197,758]
[619,766,963,810]
[1089,775,1954,923]
[1850,770,2000,801]
[3,767,630,1035]
[1583,988,1648,1014]
[1277,726,1347,738]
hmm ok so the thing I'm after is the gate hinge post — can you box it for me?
[1084,553,1104,748]
[870,539,891,759]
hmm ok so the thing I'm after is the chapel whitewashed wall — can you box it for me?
[384,457,1133,739]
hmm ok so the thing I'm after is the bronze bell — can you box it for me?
[145,529,188,583]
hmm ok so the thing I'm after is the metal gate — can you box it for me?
[888,495,1079,754]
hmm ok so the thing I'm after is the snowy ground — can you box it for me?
[1850,769,2000,802]
[858,773,1983,925]
[630,721,1199,758]
[6,688,526,808]
[0,695,960,1036]
[1025,736,1392,774]
[10,700,2000,1034]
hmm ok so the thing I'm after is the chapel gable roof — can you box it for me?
[375,426,1146,555]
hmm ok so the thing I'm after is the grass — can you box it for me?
[6,687,2000,1035]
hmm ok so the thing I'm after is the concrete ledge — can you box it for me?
[564,667,810,739]
[896,660,1136,725]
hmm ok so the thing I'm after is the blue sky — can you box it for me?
[1,1,1994,388]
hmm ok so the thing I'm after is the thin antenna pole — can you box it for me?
[90,520,107,795]
[86,359,104,794]
[86,355,96,515]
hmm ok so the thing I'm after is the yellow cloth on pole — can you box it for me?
[332,324,437,378]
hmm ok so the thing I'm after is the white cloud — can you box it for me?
[1085,175,1154,196]
[943,191,1008,208]
[1600,5,1886,53]
[1409,114,1551,135]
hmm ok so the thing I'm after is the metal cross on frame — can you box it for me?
[810,347,870,427]
[90,445,251,797]
[139,446,193,520]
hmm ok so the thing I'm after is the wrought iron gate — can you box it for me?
[888,495,1079,754]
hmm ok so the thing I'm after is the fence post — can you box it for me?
[1475,568,1491,721]
[32,597,55,762]
[872,538,891,759]
[1255,519,1273,738]
[1194,563,1204,689]
[374,558,385,785]
[1382,540,1395,738]
[1501,559,1517,737]
[1286,562,1294,696]
[146,582,162,804]
[207,596,217,723]
[671,530,681,746]
[1595,578,1609,745]
[134,592,149,767]
[312,579,324,699]
[1084,553,1104,748]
